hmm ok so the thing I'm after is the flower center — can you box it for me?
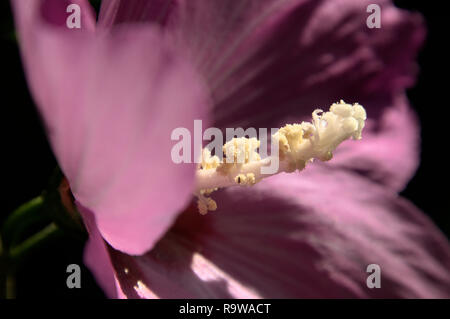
[194,100,366,215]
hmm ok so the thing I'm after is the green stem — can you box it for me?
[9,223,61,262]
[1,196,45,248]
[3,196,43,227]
[0,234,6,299]
[1,223,61,299]
[0,168,88,298]
[5,274,15,299]
[1,234,15,299]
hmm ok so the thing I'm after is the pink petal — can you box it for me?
[79,206,118,298]
[99,168,450,298]
[98,0,424,124]
[110,0,423,125]
[98,0,425,191]
[201,0,424,192]
[331,93,420,192]
[98,0,174,28]
[13,0,211,255]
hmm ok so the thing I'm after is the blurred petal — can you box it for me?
[103,168,450,298]
[331,93,420,191]
[97,0,425,122]
[98,0,174,27]
[13,1,211,254]
[80,207,118,298]
[147,0,424,127]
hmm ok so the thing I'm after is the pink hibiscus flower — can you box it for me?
[12,0,450,298]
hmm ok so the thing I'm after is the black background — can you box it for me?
[0,1,448,298]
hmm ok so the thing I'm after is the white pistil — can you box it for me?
[195,100,366,214]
